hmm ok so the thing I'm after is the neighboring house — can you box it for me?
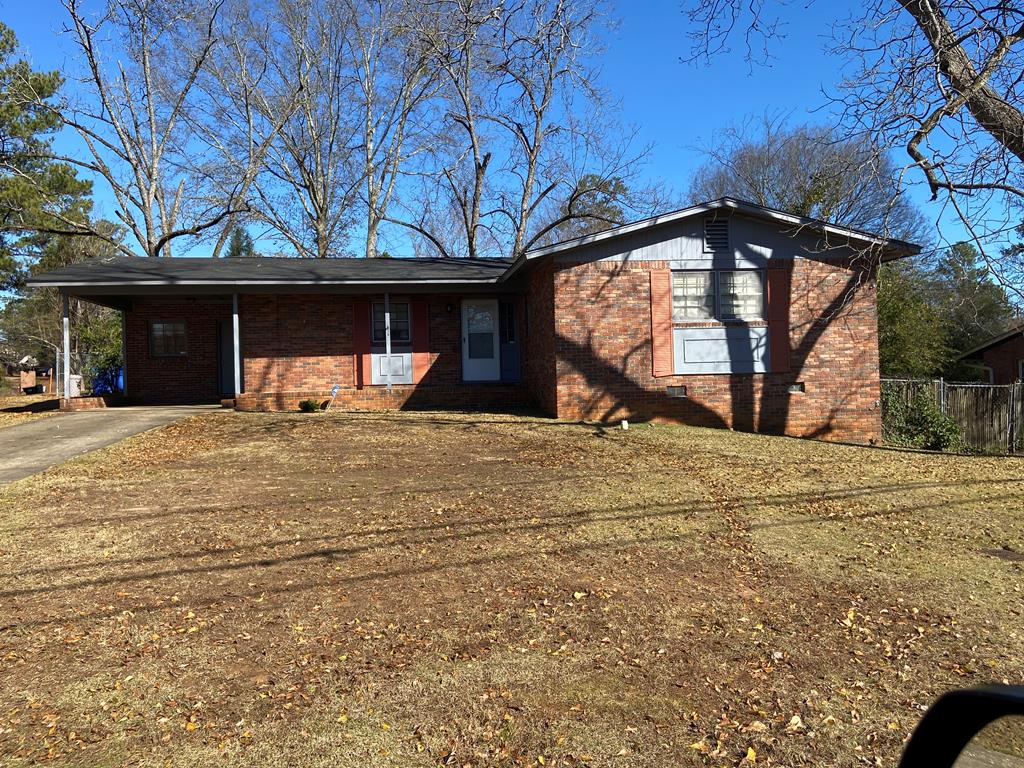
[28,198,919,443]
[959,322,1024,384]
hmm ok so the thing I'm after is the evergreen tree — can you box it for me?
[877,261,950,378]
[0,22,91,291]
[225,226,255,258]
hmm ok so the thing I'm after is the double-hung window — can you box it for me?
[372,302,410,344]
[672,270,765,323]
[149,321,187,357]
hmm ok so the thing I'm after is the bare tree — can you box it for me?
[248,0,363,259]
[681,0,1024,277]
[28,0,255,257]
[388,0,499,259]
[386,0,652,260]
[347,0,442,258]
[183,0,304,258]
[689,115,929,243]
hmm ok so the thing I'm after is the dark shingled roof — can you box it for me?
[27,255,514,288]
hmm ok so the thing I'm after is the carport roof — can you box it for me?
[27,255,514,289]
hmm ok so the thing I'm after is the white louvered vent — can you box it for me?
[703,218,730,254]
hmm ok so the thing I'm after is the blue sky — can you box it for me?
[1,0,967,256]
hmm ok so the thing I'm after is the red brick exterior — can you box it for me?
[123,294,533,410]
[979,333,1024,384]
[121,256,884,443]
[235,385,530,412]
[522,263,557,414]
[124,298,231,403]
[547,257,883,443]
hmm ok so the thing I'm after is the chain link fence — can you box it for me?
[881,378,1024,454]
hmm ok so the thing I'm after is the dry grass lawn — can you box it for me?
[0,391,59,429]
[1,410,1023,767]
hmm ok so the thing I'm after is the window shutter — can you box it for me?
[411,299,430,384]
[766,261,792,373]
[352,299,372,387]
[650,270,674,378]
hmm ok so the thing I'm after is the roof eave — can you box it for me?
[521,197,922,261]
[26,277,505,290]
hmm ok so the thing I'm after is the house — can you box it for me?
[28,198,920,443]
[959,321,1024,384]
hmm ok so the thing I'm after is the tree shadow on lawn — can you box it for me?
[1,476,1017,630]
[0,397,59,413]
[2,475,1010,583]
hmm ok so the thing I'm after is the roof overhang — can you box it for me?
[501,197,922,282]
[959,324,1024,359]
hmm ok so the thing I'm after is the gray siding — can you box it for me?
[672,326,769,374]
[554,212,854,268]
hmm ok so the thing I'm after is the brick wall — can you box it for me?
[240,293,470,391]
[124,298,231,403]
[981,334,1024,384]
[549,257,883,443]
[122,292,530,410]
[522,263,557,414]
[235,384,530,412]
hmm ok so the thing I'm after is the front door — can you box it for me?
[461,299,500,381]
[217,320,237,396]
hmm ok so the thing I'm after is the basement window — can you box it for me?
[149,321,187,357]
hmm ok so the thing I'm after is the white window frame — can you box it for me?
[672,269,766,323]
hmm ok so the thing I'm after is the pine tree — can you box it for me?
[226,226,255,258]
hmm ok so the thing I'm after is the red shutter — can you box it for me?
[352,299,372,388]
[650,270,674,378]
[411,299,430,384]
[767,261,792,373]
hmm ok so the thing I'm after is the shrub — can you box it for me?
[298,398,322,413]
[882,386,964,452]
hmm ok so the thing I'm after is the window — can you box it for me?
[149,321,187,357]
[372,302,410,343]
[719,270,764,320]
[672,270,765,322]
[672,270,716,320]
[499,302,516,344]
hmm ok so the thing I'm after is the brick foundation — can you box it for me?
[235,385,532,412]
[59,395,125,411]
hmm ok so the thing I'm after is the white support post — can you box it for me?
[383,292,393,392]
[62,293,70,403]
[232,293,241,397]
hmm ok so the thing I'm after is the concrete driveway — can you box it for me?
[0,405,219,485]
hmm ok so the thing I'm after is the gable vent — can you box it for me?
[704,218,730,254]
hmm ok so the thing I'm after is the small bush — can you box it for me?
[882,387,964,452]
[298,398,322,413]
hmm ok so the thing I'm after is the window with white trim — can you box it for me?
[149,321,187,357]
[372,302,410,343]
[672,270,765,322]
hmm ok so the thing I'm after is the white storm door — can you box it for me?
[461,299,501,381]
